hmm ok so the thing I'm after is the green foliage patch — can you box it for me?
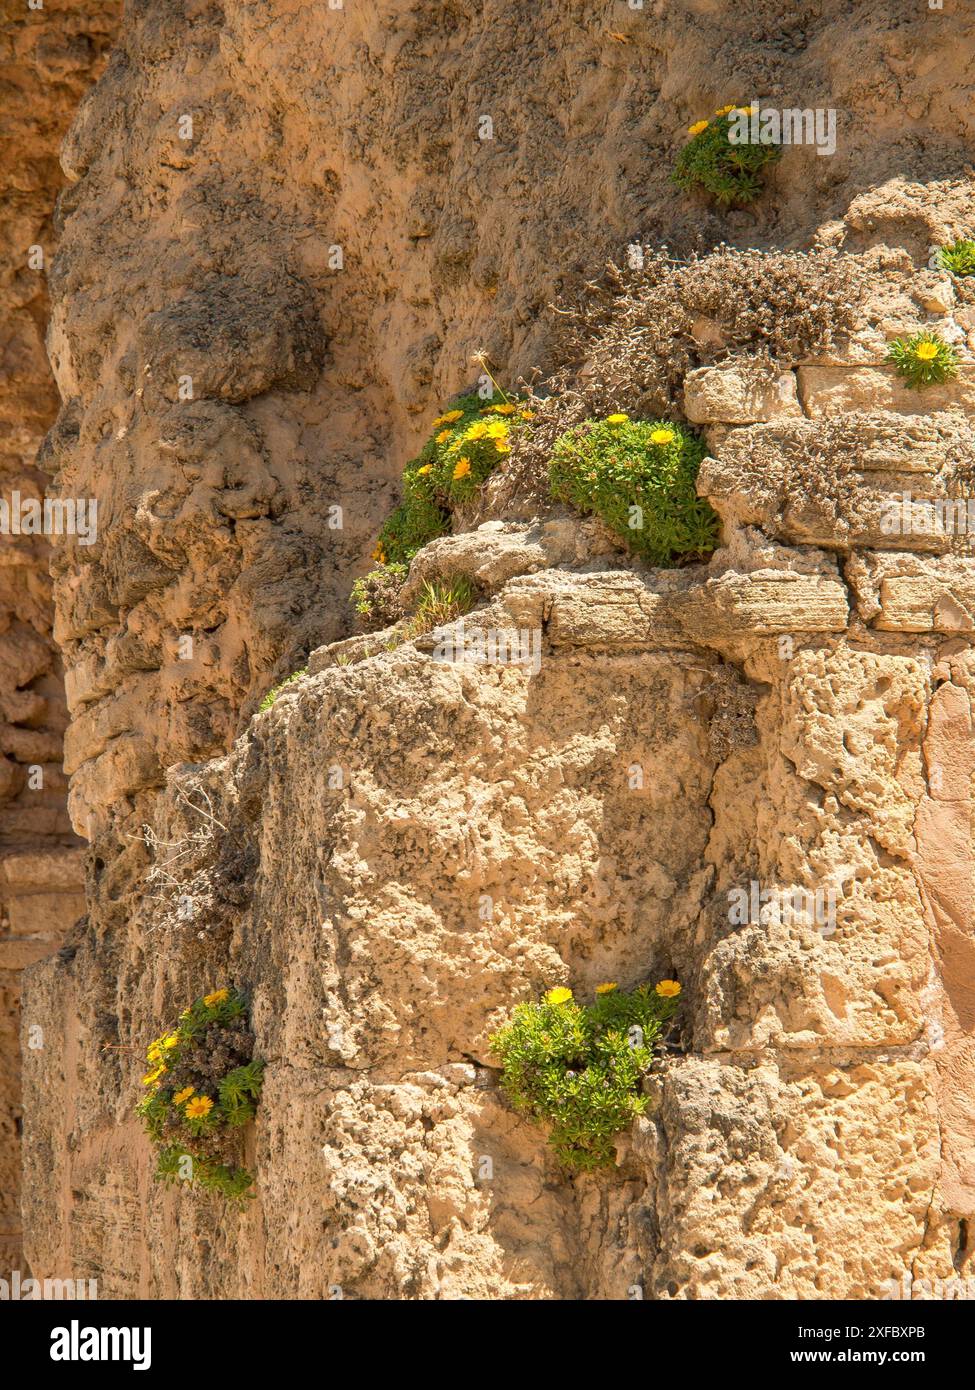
[549,414,719,566]
[136,986,264,1204]
[490,982,681,1171]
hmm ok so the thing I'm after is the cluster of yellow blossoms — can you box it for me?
[141,1031,179,1087]
[543,980,681,1006]
[687,103,758,137]
[606,413,676,448]
[140,988,230,1089]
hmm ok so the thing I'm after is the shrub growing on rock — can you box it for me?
[887,330,960,390]
[549,413,719,565]
[136,986,264,1203]
[490,981,681,1171]
[673,104,780,206]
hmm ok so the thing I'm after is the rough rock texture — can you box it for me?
[0,0,120,1273]
[14,0,975,1299]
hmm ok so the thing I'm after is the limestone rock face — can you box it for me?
[0,0,120,1275]
[12,0,975,1301]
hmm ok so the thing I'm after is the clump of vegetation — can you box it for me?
[549,413,719,565]
[887,330,960,390]
[488,246,867,517]
[406,576,478,637]
[350,562,409,632]
[673,104,781,206]
[490,981,682,1172]
[258,666,308,710]
[136,987,264,1203]
[374,391,534,568]
[939,239,975,278]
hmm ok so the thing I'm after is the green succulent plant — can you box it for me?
[887,330,960,390]
[938,239,975,278]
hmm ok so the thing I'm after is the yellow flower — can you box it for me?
[203,988,229,1007]
[520,410,534,420]
[185,1096,214,1119]
[494,442,510,454]
[915,341,939,361]
[734,105,758,116]
[595,982,618,994]
[466,422,489,440]
[606,412,629,424]
[485,421,509,438]
[162,1034,179,1050]
[452,457,472,480]
[141,1066,165,1086]
[650,428,676,446]
[688,120,709,136]
[417,463,433,475]
[484,403,516,415]
[714,104,735,116]
[371,543,386,563]
[434,409,464,425]
[544,986,573,1005]
[436,430,452,444]
[173,1086,195,1106]
[655,979,682,998]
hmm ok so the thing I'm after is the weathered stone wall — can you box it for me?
[0,0,119,1274]
[14,0,975,1298]
[22,349,975,1296]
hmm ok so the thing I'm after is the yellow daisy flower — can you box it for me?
[203,988,229,1007]
[465,422,489,440]
[372,545,386,564]
[688,120,709,136]
[484,421,509,438]
[436,430,452,444]
[417,463,433,475]
[185,1096,214,1119]
[520,410,534,420]
[433,409,464,426]
[544,986,573,1005]
[494,442,510,454]
[141,1066,166,1087]
[595,982,618,994]
[915,342,939,361]
[655,979,682,998]
[173,1086,195,1106]
[452,457,472,480]
[650,428,676,446]
[714,104,735,116]
[484,403,516,415]
[606,412,629,424]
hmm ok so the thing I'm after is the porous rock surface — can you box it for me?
[0,0,120,1274]
[12,0,975,1298]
